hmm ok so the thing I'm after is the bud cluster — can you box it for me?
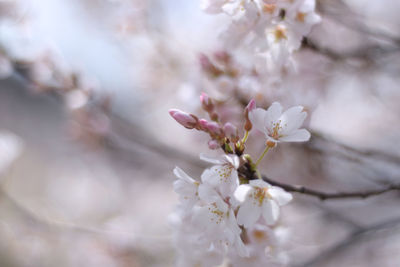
[170,93,243,153]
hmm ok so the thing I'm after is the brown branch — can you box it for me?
[261,175,400,200]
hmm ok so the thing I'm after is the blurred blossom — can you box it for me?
[0,53,13,79]
[0,131,23,174]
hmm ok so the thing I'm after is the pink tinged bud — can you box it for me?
[169,109,197,129]
[223,122,238,141]
[199,54,213,70]
[200,92,213,112]
[199,54,222,77]
[246,99,256,113]
[198,119,209,131]
[208,140,219,150]
[206,121,222,135]
[200,92,209,104]
[244,99,256,132]
[213,51,230,64]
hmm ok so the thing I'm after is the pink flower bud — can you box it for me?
[208,140,219,150]
[199,54,222,77]
[245,99,256,113]
[206,121,222,135]
[200,92,209,104]
[213,51,230,64]
[198,119,209,131]
[169,109,197,129]
[223,122,238,141]
[244,99,256,132]
[200,92,213,112]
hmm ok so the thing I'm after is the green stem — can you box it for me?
[255,146,270,167]
[241,131,249,143]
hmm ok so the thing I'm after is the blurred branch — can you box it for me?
[318,0,400,45]
[302,37,400,61]
[307,0,400,61]
[296,216,400,267]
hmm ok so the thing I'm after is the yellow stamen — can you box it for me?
[262,4,276,14]
[296,12,306,22]
[274,25,287,42]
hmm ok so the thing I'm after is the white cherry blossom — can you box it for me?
[173,167,200,208]
[285,0,321,37]
[249,101,310,145]
[200,153,240,198]
[234,179,292,228]
[192,183,249,257]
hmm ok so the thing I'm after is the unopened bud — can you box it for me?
[199,54,222,77]
[245,99,256,114]
[223,122,238,142]
[213,51,230,64]
[169,109,198,129]
[244,99,256,131]
[200,92,214,112]
[206,121,222,135]
[210,113,219,122]
[198,119,209,131]
[208,140,219,150]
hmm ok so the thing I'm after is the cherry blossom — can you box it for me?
[200,153,240,198]
[173,167,200,208]
[234,179,292,227]
[192,182,248,257]
[249,101,310,145]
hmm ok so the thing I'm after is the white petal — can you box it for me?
[198,183,219,202]
[224,154,240,169]
[199,153,226,165]
[262,199,280,225]
[279,106,307,135]
[237,201,261,228]
[173,167,196,183]
[269,187,293,206]
[235,236,249,257]
[249,179,270,188]
[300,0,316,12]
[201,167,219,186]
[234,184,252,203]
[265,102,283,128]
[222,1,241,16]
[173,179,196,196]
[200,0,225,14]
[249,108,268,134]
[279,129,311,142]
[219,168,239,198]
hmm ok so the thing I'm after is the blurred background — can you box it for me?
[1,0,400,266]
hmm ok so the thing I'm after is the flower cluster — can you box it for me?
[169,95,310,266]
[201,0,320,74]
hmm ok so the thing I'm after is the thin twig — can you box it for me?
[261,175,400,200]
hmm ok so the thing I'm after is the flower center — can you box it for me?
[217,165,232,183]
[254,187,272,206]
[253,229,269,243]
[262,4,276,14]
[208,202,225,224]
[274,25,287,41]
[270,120,282,139]
[296,12,306,22]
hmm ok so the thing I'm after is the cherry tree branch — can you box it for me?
[261,175,400,200]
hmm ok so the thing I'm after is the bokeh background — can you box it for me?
[1,0,400,266]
